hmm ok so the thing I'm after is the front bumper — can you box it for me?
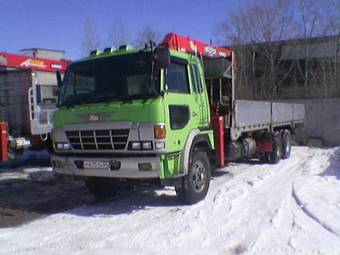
[51,154,161,179]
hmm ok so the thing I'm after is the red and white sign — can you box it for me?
[20,59,47,68]
[0,52,70,73]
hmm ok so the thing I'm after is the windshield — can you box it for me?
[59,52,159,107]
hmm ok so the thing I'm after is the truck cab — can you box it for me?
[0,50,69,156]
[51,42,215,204]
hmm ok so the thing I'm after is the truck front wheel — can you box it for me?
[176,150,211,204]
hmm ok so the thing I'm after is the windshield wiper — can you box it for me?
[59,94,93,108]
[91,93,158,103]
[81,94,117,104]
[120,94,158,102]
[59,92,158,107]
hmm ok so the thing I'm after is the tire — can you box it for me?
[7,147,15,160]
[282,129,291,159]
[85,177,122,199]
[176,150,211,204]
[259,153,269,163]
[268,133,282,164]
[45,138,55,154]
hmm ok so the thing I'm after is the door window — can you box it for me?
[165,62,189,93]
[169,105,190,129]
[193,64,203,93]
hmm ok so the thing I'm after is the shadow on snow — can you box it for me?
[320,147,340,180]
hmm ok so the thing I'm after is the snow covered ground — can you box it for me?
[0,146,339,255]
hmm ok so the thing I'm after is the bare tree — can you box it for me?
[294,0,340,96]
[215,0,339,100]
[216,0,294,45]
[296,0,339,38]
[107,18,129,48]
[135,26,162,47]
[81,18,101,56]
[216,0,296,100]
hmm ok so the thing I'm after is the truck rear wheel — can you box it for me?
[176,150,211,204]
[268,133,282,164]
[85,177,122,199]
[282,130,291,159]
[259,153,269,163]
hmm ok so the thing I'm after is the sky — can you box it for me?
[0,0,241,60]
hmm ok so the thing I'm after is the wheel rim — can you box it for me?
[191,160,207,193]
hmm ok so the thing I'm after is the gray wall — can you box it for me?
[284,99,340,146]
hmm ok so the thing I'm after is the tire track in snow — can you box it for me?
[7,186,176,253]
[202,148,310,253]
[291,186,338,237]
[252,147,340,255]
[287,185,340,254]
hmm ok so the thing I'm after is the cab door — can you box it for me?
[162,58,199,153]
[189,62,209,127]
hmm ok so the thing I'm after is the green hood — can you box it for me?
[53,98,165,128]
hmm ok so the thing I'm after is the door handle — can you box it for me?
[192,111,198,117]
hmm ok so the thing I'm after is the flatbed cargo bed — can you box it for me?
[231,100,305,140]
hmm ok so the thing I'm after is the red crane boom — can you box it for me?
[161,33,232,58]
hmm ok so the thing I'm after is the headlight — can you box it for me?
[142,141,152,150]
[130,141,141,150]
[63,143,71,150]
[55,142,71,150]
[129,141,153,150]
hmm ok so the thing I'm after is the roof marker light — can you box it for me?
[103,47,116,53]
[89,50,102,56]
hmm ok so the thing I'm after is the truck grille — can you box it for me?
[65,129,129,151]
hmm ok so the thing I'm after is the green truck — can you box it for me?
[51,33,304,204]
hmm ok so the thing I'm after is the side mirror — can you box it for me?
[153,47,170,69]
[56,71,63,88]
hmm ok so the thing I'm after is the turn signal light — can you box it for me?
[154,124,166,139]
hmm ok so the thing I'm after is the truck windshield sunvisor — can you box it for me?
[59,53,159,107]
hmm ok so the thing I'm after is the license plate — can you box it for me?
[83,160,110,170]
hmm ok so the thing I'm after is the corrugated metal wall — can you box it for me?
[284,99,340,146]
[0,69,32,136]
